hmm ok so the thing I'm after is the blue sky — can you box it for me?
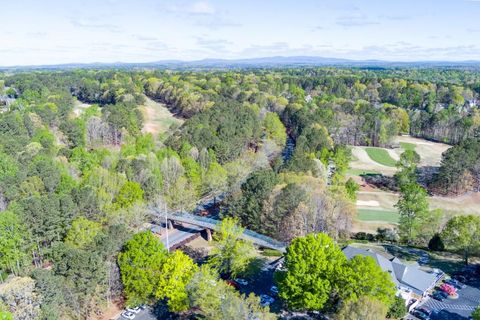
[1,0,479,66]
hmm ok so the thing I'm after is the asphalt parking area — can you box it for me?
[117,307,157,320]
[419,284,480,319]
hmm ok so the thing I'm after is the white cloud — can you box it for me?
[163,1,216,15]
[189,1,216,14]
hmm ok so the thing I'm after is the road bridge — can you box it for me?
[148,207,286,252]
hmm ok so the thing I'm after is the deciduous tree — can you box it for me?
[118,232,168,305]
[277,233,346,311]
[155,250,197,312]
[336,296,388,320]
[209,217,256,278]
[441,215,480,265]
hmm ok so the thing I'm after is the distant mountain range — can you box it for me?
[2,56,480,70]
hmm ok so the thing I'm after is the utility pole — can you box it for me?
[165,203,169,253]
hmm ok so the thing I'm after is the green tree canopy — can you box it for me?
[187,266,275,320]
[264,112,287,147]
[441,215,480,265]
[336,296,388,320]
[277,233,346,311]
[208,217,256,278]
[0,211,29,274]
[395,150,420,189]
[386,295,407,319]
[115,181,144,209]
[339,256,396,306]
[394,183,429,243]
[64,217,102,249]
[155,250,198,312]
[472,306,480,320]
[117,232,168,305]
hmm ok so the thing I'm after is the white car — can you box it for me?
[121,311,135,319]
[235,278,248,286]
[260,294,275,307]
[270,285,279,295]
[126,306,141,314]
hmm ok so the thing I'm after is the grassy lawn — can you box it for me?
[347,168,381,176]
[400,142,416,151]
[383,244,468,274]
[365,147,397,167]
[357,208,399,223]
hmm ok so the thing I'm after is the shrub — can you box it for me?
[428,233,445,251]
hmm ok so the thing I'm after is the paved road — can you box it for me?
[236,258,284,312]
[158,224,203,249]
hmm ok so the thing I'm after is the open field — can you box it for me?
[140,95,183,137]
[399,141,416,151]
[350,136,480,233]
[395,135,450,167]
[364,147,398,167]
[349,135,450,178]
[350,147,398,176]
[346,168,380,176]
[357,208,399,223]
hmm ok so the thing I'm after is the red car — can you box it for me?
[226,280,239,290]
[439,283,457,296]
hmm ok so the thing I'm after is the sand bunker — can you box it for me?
[356,200,381,207]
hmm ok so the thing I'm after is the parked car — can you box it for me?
[226,280,239,289]
[445,278,466,289]
[270,285,279,295]
[411,309,430,320]
[440,283,457,296]
[260,294,275,307]
[452,273,468,283]
[235,278,248,286]
[126,306,141,314]
[121,311,136,320]
[416,307,432,316]
[418,257,430,264]
[431,291,447,301]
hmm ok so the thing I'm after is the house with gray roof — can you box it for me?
[342,245,440,298]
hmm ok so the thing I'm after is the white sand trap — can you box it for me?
[356,200,381,207]
[386,149,400,161]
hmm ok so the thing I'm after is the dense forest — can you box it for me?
[0,67,479,319]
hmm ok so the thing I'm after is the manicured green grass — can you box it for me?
[357,208,399,223]
[347,168,381,176]
[400,142,416,151]
[365,147,397,167]
[261,249,283,257]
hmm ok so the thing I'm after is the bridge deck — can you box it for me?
[149,208,286,252]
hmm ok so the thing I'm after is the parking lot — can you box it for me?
[411,282,480,319]
[117,307,157,320]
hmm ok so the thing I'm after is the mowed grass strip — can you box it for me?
[365,147,397,167]
[357,208,399,223]
[347,168,381,176]
[400,142,416,151]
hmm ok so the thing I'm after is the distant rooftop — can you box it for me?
[343,245,438,296]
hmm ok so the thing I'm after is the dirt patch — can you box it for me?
[98,301,124,320]
[72,99,91,117]
[140,95,183,137]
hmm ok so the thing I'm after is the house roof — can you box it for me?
[342,245,438,295]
